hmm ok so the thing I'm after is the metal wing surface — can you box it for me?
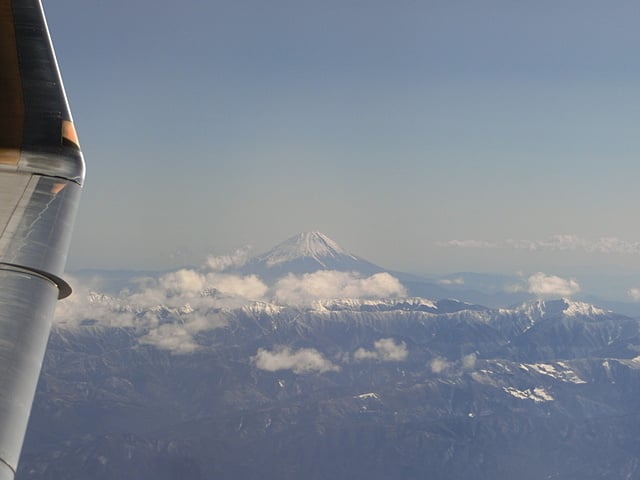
[0,0,85,477]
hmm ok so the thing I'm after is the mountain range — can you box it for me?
[18,232,640,479]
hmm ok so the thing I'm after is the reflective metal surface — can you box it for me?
[0,0,86,476]
[0,174,81,281]
[0,462,14,480]
[0,271,58,472]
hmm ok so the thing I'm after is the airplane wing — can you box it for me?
[0,0,85,477]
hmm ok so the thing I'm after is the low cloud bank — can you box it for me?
[354,338,408,362]
[253,347,340,374]
[56,258,408,355]
[127,269,268,308]
[56,266,268,354]
[274,271,406,306]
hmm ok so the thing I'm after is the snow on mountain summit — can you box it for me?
[561,299,607,317]
[257,232,357,267]
[240,232,384,280]
[507,298,607,321]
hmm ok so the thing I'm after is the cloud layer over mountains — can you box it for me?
[56,250,409,356]
[252,338,410,374]
[273,271,406,305]
[353,338,408,362]
[55,234,596,356]
[253,347,340,374]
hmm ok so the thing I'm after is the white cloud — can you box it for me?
[58,268,404,355]
[159,269,206,296]
[56,284,230,355]
[55,262,268,354]
[440,234,640,255]
[628,288,640,301]
[430,354,477,374]
[354,338,408,362]
[55,283,138,330]
[509,272,580,298]
[273,271,406,306]
[138,323,203,354]
[527,272,580,297]
[209,273,268,299]
[205,247,251,272]
[56,258,408,356]
[252,346,340,374]
[462,353,477,370]
[128,270,268,308]
[430,357,451,374]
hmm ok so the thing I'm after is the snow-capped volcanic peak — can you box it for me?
[240,232,384,280]
[259,232,357,267]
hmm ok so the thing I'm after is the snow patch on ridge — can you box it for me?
[503,386,554,402]
[242,302,283,316]
[562,300,606,317]
[504,299,607,322]
[312,297,437,313]
[620,356,640,369]
[522,362,587,384]
[355,393,380,400]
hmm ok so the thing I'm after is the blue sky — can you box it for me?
[47,0,640,276]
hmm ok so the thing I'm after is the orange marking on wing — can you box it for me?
[0,148,19,165]
[62,120,80,149]
[50,182,66,195]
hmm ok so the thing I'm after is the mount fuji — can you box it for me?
[235,232,524,305]
[237,231,385,281]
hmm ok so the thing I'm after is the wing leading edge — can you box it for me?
[0,0,85,477]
